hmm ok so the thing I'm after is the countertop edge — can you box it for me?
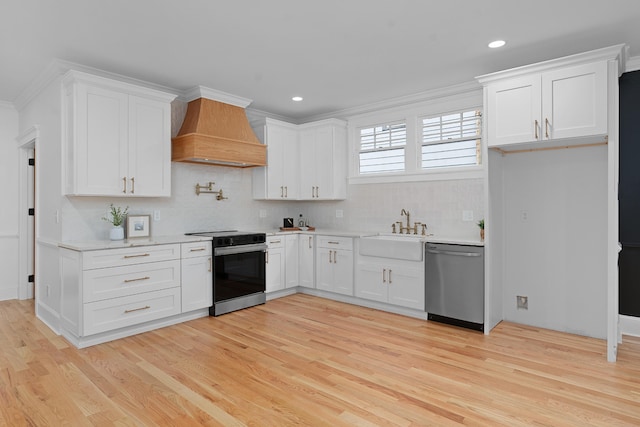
[58,235,213,252]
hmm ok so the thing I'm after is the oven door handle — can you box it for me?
[214,243,268,256]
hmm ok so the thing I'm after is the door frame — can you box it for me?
[17,125,39,300]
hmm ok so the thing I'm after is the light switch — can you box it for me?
[462,210,474,222]
[153,210,161,221]
[336,209,344,218]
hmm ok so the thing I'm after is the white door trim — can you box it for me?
[17,125,39,300]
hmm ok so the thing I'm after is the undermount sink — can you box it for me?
[359,234,424,261]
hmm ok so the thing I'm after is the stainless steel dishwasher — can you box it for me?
[425,243,484,331]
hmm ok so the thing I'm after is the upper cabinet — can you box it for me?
[252,118,347,200]
[298,120,347,200]
[63,71,176,197]
[252,118,299,199]
[479,48,617,149]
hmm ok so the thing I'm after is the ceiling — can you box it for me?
[2,0,640,121]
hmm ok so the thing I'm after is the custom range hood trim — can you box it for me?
[172,88,266,168]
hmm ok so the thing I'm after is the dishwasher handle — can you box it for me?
[427,248,481,257]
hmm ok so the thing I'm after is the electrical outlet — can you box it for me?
[153,210,161,221]
[462,210,474,222]
[517,295,528,309]
[336,209,344,218]
[521,210,528,222]
[259,209,267,218]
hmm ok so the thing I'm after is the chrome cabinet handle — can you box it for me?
[123,276,150,283]
[534,120,539,140]
[124,305,150,314]
[333,250,337,264]
[280,186,284,198]
[382,268,386,283]
[130,177,135,194]
[388,269,392,284]
[308,236,312,249]
[122,177,127,193]
[208,257,212,272]
[190,247,206,252]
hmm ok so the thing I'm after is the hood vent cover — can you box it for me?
[172,98,266,167]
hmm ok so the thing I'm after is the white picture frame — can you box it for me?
[126,214,151,239]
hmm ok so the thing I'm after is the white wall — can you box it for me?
[18,75,64,327]
[501,146,608,339]
[0,102,20,300]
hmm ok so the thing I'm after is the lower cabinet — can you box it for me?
[299,234,315,288]
[180,241,213,312]
[356,257,425,310]
[316,236,354,296]
[59,240,212,348]
[266,236,285,292]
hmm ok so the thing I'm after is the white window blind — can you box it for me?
[359,122,406,174]
[421,110,482,169]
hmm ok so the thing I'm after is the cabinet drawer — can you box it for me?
[317,236,353,250]
[83,287,181,336]
[267,236,285,248]
[82,244,180,270]
[181,241,212,258]
[83,260,181,303]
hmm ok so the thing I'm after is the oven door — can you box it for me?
[213,244,266,303]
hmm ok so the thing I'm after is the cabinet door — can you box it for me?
[299,128,317,199]
[300,126,335,200]
[265,124,299,199]
[542,62,608,140]
[386,265,424,310]
[128,95,172,196]
[332,249,354,296]
[356,262,387,303]
[316,248,334,292]
[181,255,213,312]
[266,246,285,292]
[75,84,128,195]
[299,235,315,288]
[285,234,299,288]
[487,75,541,147]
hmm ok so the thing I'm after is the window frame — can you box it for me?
[348,89,484,184]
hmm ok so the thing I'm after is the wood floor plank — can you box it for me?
[1,294,640,426]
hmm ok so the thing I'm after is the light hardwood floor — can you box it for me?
[1,294,639,426]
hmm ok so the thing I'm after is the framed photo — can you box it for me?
[126,214,151,239]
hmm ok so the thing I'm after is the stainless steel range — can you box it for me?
[186,231,267,316]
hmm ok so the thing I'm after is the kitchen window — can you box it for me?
[358,122,406,174]
[421,110,482,170]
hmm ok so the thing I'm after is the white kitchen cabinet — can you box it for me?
[356,257,424,310]
[485,61,607,147]
[298,120,347,200]
[266,236,285,292]
[60,243,182,344]
[180,242,212,313]
[299,234,315,288]
[285,234,299,289]
[316,236,353,296]
[62,70,175,196]
[252,118,299,199]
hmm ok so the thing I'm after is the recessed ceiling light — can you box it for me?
[488,40,506,49]
[292,96,303,102]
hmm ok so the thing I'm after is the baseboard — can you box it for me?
[620,315,640,338]
[0,286,19,301]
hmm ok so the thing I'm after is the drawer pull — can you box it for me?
[124,305,150,314]
[123,276,150,283]
[328,241,339,245]
[208,257,212,272]
[123,253,151,259]
[270,240,281,244]
[190,247,206,252]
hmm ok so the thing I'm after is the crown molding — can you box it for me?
[180,86,254,108]
[300,80,482,123]
[626,55,640,72]
[477,44,627,85]
[14,59,180,111]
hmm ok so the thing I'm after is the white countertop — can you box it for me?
[269,229,484,246]
[58,234,212,252]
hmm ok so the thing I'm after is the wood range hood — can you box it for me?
[172,97,266,167]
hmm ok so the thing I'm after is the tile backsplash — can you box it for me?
[61,163,483,241]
